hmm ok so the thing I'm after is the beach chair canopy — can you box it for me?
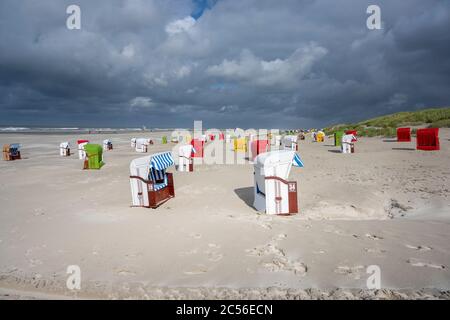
[342,134,356,144]
[179,144,196,158]
[10,143,21,150]
[136,138,150,145]
[150,152,174,170]
[149,152,174,190]
[103,139,111,144]
[254,150,303,181]
[60,142,70,148]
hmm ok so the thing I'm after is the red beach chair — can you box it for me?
[397,128,411,142]
[416,128,439,151]
[250,140,270,161]
[191,139,204,158]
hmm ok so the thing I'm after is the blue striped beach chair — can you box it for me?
[130,152,175,208]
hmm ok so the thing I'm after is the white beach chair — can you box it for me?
[77,140,89,160]
[129,152,175,208]
[253,150,304,215]
[103,139,113,151]
[178,144,196,172]
[341,134,356,154]
[131,138,137,148]
[60,142,70,156]
[282,135,298,151]
[135,138,150,153]
[274,135,282,147]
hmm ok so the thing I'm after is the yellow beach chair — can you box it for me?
[233,138,247,152]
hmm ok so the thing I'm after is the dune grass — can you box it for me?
[325,107,450,137]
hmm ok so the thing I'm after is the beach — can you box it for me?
[0,130,449,299]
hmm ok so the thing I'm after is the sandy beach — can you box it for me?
[0,130,449,299]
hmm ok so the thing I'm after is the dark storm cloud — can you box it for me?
[0,0,449,128]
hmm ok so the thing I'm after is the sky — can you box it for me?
[0,0,449,129]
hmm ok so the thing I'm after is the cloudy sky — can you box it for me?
[0,0,449,128]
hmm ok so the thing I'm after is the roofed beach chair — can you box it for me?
[334,131,344,147]
[253,150,304,215]
[83,144,104,169]
[316,131,325,142]
[191,139,204,158]
[341,133,357,153]
[60,142,71,156]
[282,135,298,151]
[178,144,196,172]
[77,140,89,159]
[129,152,175,208]
[131,138,137,148]
[250,140,269,161]
[103,139,113,151]
[416,128,439,151]
[135,138,150,153]
[3,144,22,161]
[234,137,247,152]
[396,128,411,142]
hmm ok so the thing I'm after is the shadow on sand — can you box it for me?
[383,139,397,143]
[327,149,341,153]
[392,147,415,151]
[234,187,255,209]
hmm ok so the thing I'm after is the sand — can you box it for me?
[0,130,449,299]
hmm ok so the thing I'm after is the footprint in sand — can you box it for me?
[115,269,136,276]
[179,248,199,256]
[365,234,384,240]
[206,252,224,262]
[183,265,208,275]
[334,265,365,279]
[364,248,386,254]
[272,234,288,241]
[407,259,445,270]
[405,245,432,251]
[189,233,202,239]
[246,242,307,276]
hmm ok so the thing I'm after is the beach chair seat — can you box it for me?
[130,152,175,209]
[253,150,304,215]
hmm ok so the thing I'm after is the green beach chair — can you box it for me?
[162,136,167,144]
[83,144,104,169]
[334,131,344,147]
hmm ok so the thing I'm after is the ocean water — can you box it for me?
[0,126,176,134]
